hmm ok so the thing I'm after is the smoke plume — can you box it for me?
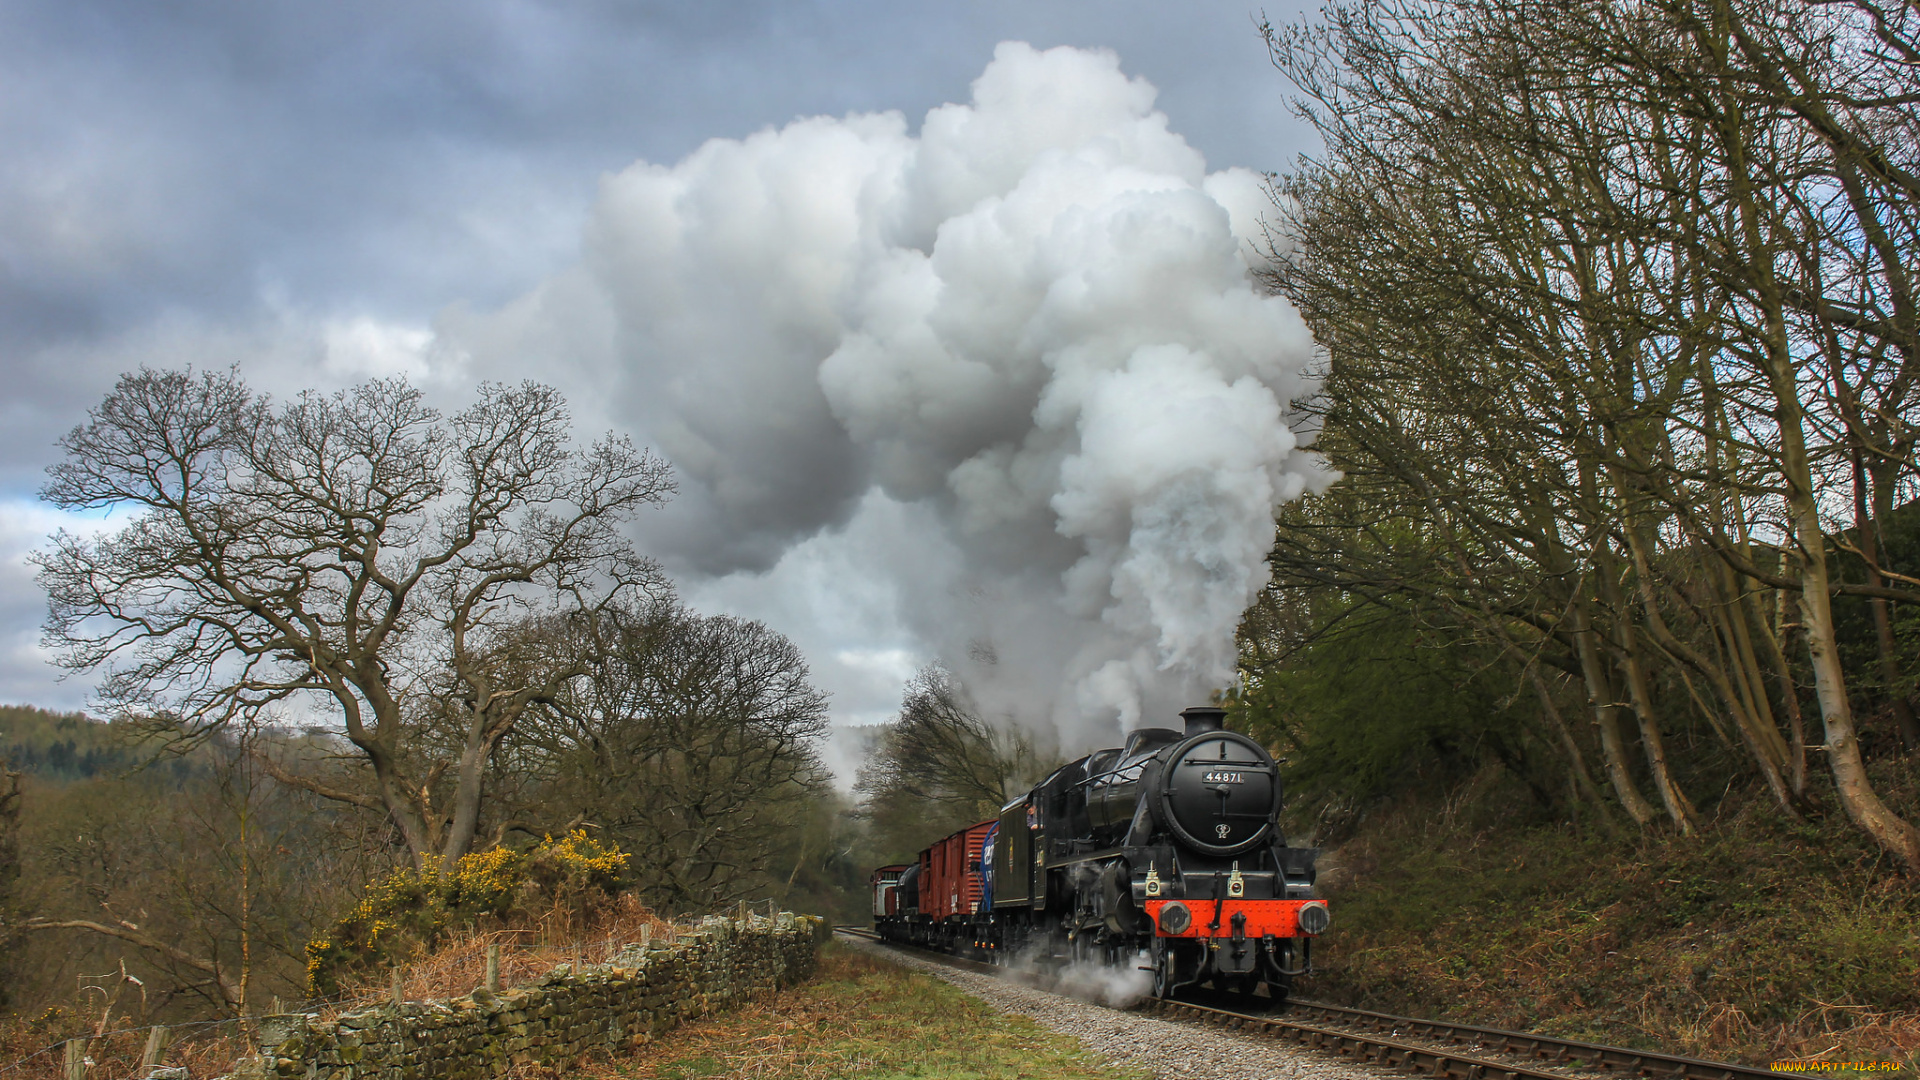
[445,42,1329,748]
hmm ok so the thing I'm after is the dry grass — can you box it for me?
[1754,1005,1920,1070]
[1306,772,1920,1076]
[324,894,678,1016]
[569,946,1147,1080]
[0,1017,248,1080]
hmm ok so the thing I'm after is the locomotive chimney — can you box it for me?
[1180,705,1226,737]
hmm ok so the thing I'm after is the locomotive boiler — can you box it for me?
[871,705,1327,999]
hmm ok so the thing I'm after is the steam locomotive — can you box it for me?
[870,705,1327,999]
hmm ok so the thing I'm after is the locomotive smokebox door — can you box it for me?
[1157,727,1279,857]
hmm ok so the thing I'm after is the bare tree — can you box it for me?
[855,666,1052,842]
[1259,0,1920,868]
[35,368,674,865]
[18,726,359,1017]
[510,601,833,912]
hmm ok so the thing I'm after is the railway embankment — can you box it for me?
[1301,773,1920,1074]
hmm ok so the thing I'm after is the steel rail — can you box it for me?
[833,927,1811,1080]
[1142,997,1807,1080]
[1146,997,1624,1080]
[1267,999,1801,1080]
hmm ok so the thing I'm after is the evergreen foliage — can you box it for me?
[1236,606,1530,814]
[0,705,201,786]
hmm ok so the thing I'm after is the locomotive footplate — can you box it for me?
[1142,897,1329,939]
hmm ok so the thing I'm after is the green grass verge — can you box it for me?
[602,944,1152,1080]
[1304,772,1920,1076]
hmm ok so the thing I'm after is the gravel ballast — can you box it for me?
[844,937,1390,1080]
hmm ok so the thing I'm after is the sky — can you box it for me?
[0,0,1325,768]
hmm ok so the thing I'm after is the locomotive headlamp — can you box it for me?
[1157,901,1192,935]
[1298,901,1330,935]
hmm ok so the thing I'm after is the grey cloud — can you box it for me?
[0,0,1321,723]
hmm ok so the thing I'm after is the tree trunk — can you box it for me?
[1770,326,1920,871]
[1618,519,1801,817]
[1530,668,1609,817]
[1569,598,1658,826]
[1857,454,1920,751]
[1599,557,1698,833]
[1794,505,1920,873]
[1768,580,1810,797]
[1704,0,1920,873]
[441,727,499,865]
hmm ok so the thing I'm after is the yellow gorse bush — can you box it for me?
[449,845,518,910]
[304,833,632,998]
[547,829,630,879]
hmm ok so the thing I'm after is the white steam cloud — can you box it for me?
[445,42,1329,748]
[1052,953,1157,1009]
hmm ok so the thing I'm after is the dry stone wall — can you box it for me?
[251,913,821,1080]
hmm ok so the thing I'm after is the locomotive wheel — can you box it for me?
[1150,939,1176,998]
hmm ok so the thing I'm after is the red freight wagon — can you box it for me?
[874,818,997,950]
[921,820,994,921]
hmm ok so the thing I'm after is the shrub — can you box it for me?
[305,831,631,998]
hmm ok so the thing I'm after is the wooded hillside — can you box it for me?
[1240,0,1920,872]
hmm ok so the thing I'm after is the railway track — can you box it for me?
[836,925,1003,976]
[832,926,1809,1080]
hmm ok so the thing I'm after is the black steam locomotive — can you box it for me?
[871,705,1327,999]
